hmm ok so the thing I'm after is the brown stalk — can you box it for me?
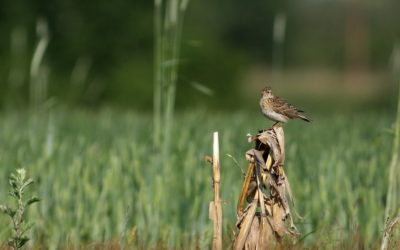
[234,192,259,250]
[237,162,255,217]
[234,126,299,249]
[380,215,400,250]
[254,149,270,248]
[208,132,222,250]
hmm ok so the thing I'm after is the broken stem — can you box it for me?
[211,132,222,250]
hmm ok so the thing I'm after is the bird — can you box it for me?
[259,86,311,126]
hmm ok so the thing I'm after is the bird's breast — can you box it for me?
[262,109,289,123]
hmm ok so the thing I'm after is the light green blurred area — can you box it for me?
[0,109,395,248]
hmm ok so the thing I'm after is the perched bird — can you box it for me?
[259,87,311,126]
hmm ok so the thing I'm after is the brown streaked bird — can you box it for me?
[259,87,311,126]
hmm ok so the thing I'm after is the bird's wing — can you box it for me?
[272,97,301,118]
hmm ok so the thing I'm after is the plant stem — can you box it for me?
[384,80,400,221]
[154,0,189,159]
[153,0,163,147]
[30,19,49,110]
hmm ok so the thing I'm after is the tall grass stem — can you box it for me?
[153,0,163,146]
[29,19,49,110]
[384,80,400,221]
[153,0,189,159]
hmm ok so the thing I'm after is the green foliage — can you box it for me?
[0,169,40,249]
[0,109,394,248]
[153,0,190,159]
[384,82,400,224]
[1,0,399,109]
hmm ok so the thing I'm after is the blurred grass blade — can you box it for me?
[384,80,400,221]
[189,81,214,96]
[29,18,50,110]
[153,0,190,159]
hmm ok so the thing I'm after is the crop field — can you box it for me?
[0,108,397,249]
[1,0,400,249]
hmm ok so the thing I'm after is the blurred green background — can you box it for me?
[1,0,399,111]
[1,0,400,249]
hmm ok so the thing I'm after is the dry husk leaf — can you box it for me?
[234,126,299,249]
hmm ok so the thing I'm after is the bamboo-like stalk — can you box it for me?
[153,0,163,146]
[153,0,190,158]
[210,132,222,250]
[162,0,187,158]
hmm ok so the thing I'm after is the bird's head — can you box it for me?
[261,86,273,97]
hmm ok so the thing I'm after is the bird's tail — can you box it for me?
[298,114,311,122]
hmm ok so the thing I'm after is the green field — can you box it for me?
[0,109,396,248]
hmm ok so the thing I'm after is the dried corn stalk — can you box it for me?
[234,126,299,250]
[207,132,222,250]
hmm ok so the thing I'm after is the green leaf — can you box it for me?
[0,205,16,217]
[26,197,40,207]
[9,190,20,199]
[189,81,214,96]
[9,178,18,189]
[21,178,34,191]
[10,173,17,180]
[21,222,34,235]
[17,236,29,248]
[9,191,17,199]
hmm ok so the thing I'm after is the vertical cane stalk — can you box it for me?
[153,0,189,159]
[153,0,163,146]
[384,80,400,222]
